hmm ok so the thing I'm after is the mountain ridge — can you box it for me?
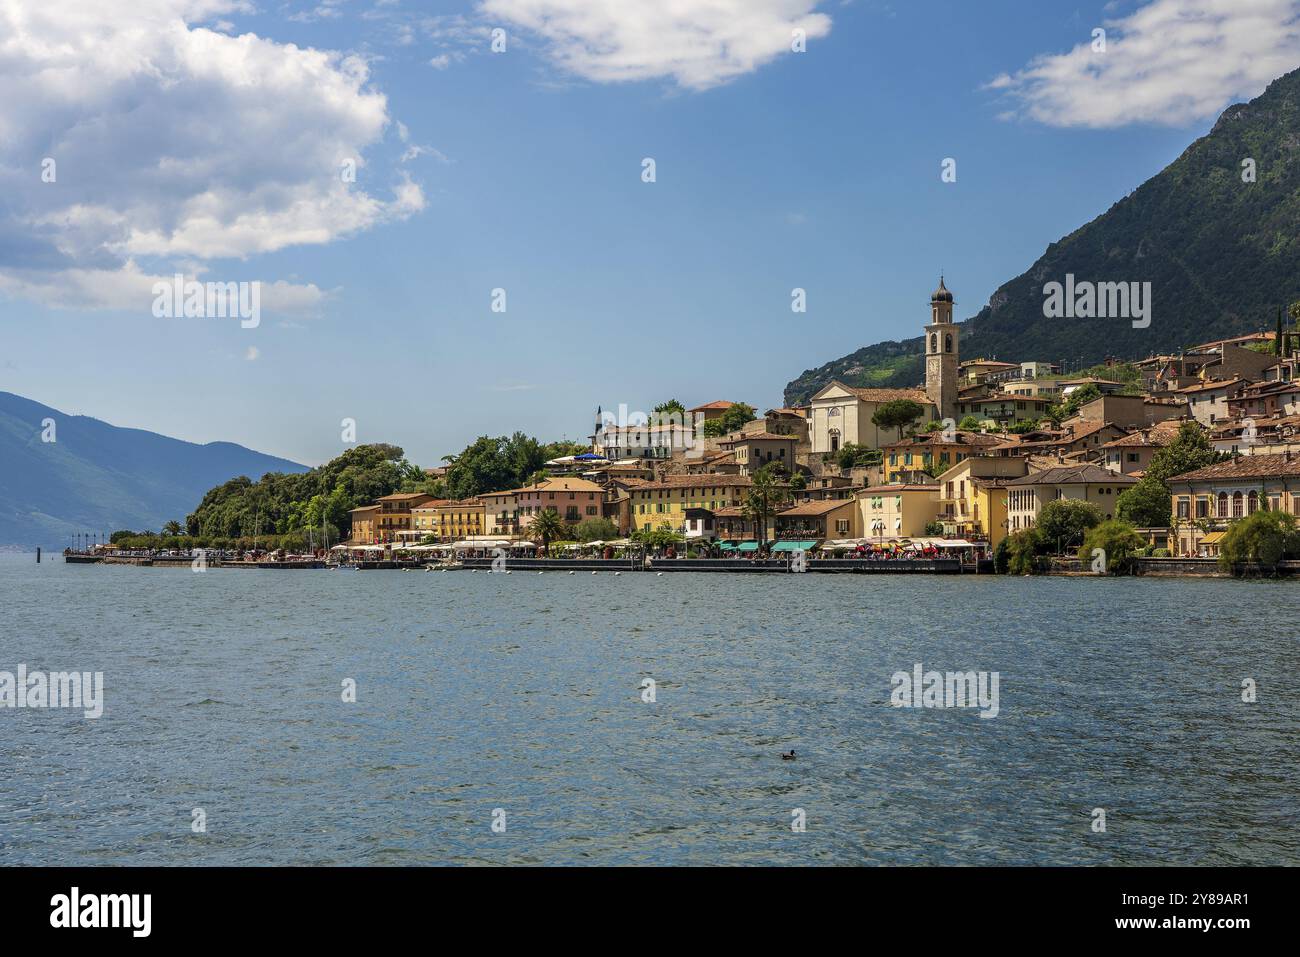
[783,68,1300,405]
[0,390,307,548]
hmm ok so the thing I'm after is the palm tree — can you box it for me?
[529,507,566,553]
[162,520,183,537]
[742,464,789,550]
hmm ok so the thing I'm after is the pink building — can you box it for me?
[514,477,606,528]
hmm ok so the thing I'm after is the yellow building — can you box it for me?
[431,499,485,541]
[374,492,437,542]
[1170,452,1300,556]
[479,489,522,538]
[349,504,380,544]
[932,457,1029,548]
[882,431,1003,483]
[410,499,449,540]
[615,475,756,535]
[857,484,940,541]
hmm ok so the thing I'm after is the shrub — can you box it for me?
[1077,520,1146,575]
[1004,528,1046,575]
[1036,499,1102,553]
[1218,509,1300,572]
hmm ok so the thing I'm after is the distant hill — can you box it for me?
[784,67,1300,406]
[0,391,307,548]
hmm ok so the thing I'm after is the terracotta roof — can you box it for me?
[1006,464,1137,486]
[992,420,1122,451]
[778,499,855,517]
[349,504,381,513]
[410,499,454,511]
[883,430,1003,450]
[832,384,932,405]
[1238,379,1300,396]
[1176,377,1244,395]
[615,475,755,491]
[512,477,606,494]
[688,400,739,412]
[1100,420,1184,448]
[1170,452,1300,483]
[375,492,435,501]
[720,431,798,444]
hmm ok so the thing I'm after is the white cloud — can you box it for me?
[992,0,1300,127]
[0,0,422,312]
[477,0,832,90]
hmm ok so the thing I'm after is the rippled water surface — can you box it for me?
[1,554,1296,865]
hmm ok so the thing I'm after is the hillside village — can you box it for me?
[339,280,1300,566]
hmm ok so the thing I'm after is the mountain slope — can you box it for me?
[0,391,307,548]
[784,68,1300,405]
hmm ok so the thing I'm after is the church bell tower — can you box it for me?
[925,277,959,422]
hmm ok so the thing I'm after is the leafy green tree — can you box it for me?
[186,444,420,541]
[1004,527,1046,574]
[653,399,686,417]
[632,522,684,551]
[1116,476,1173,527]
[1079,520,1146,575]
[923,520,945,536]
[574,517,618,542]
[992,537,1010,574]
[1145,422,1223,485]
[1036,499,1102,552]
[529,508,566,551]
[837,443,883,470]
[1007,418,1042,434]
[1218,509,1300,571]
[789,472,807,491]
[162,520,183,536]
[443,432,559,498]
[871,399,925,440]
[1048,384,1101,423]
[741,464,788,548]
[701,402,757,437]
[958,415,984,431]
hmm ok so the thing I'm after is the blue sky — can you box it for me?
[2,0,1297,467]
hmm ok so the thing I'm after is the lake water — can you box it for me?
[1,553,1296,865]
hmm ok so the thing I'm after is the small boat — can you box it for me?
[425,560,463,571]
